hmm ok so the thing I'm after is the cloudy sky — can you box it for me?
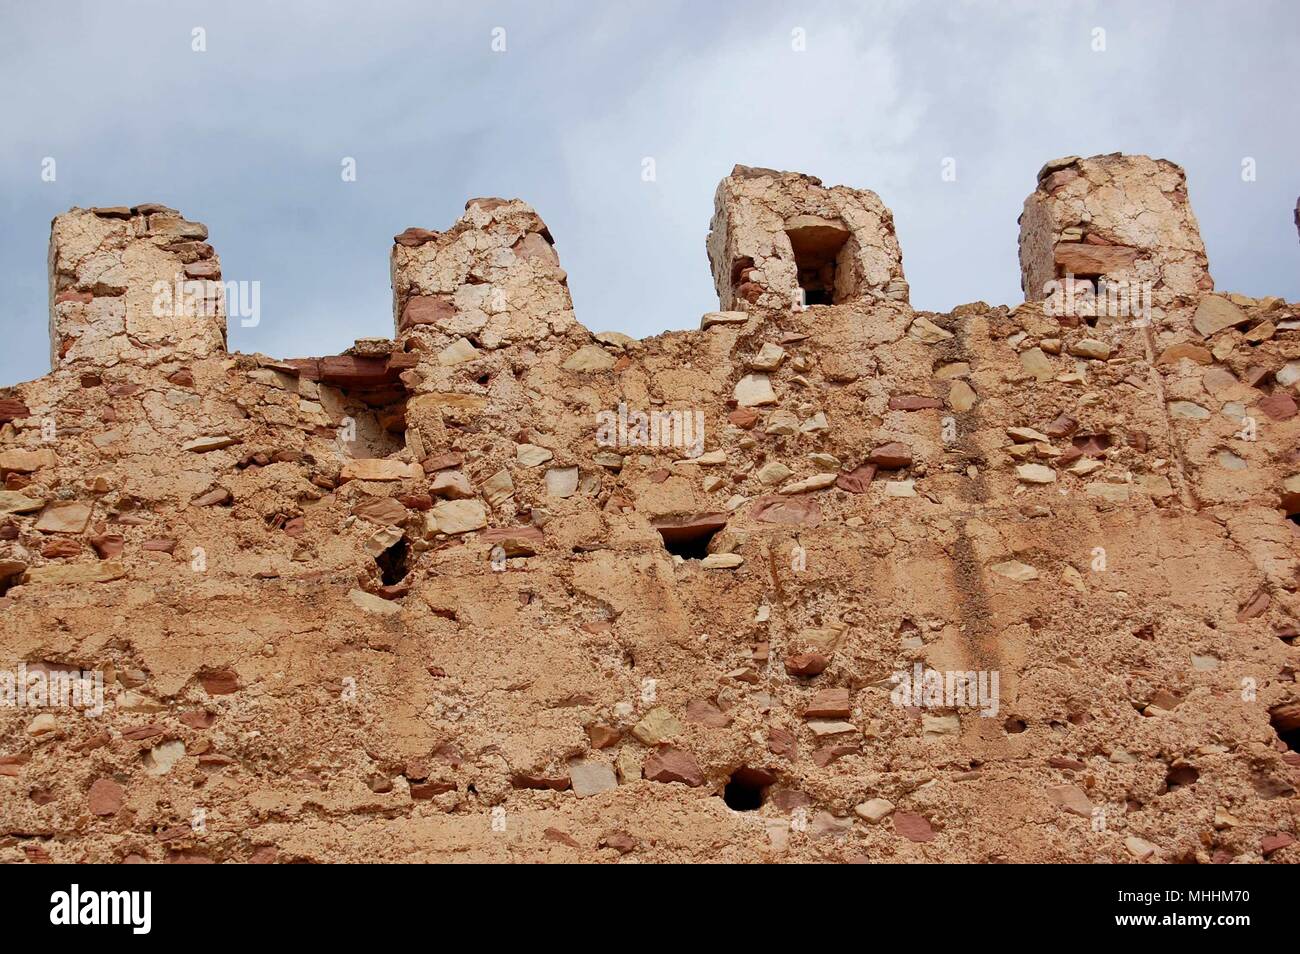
[1,0,1297,386]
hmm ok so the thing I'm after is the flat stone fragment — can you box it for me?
[438,337,480,365]
[24,561,126,584]
[922,713,960,737]
[1016,464,1056,484]
[430,471,474,499]
[0,491,44,514]
[515,444,553,467]
[181,435,238,453]
[757,461,793,485]
[893,812,935,843]
[734,373,776,407]
[349,588,402,615]
[700,310,749,329]
[365,525,404,558]
[1053,243,1138,274]
[0,558,27,580]
[1168,401,1209,420]
[1086,482,1130,503]
[1069,338,1111,360]
[594,331,637,348]
[88,778,124,816]
[1258,392,1298,420]
[700,553,743,569]
[428,499,487,534]
[855,798,895,823]
[1277,361,1300,387]
[568,760,618,797]
[836,464,876,493]
[749,342,786,370]
[481,526,545,557]
[342,459,422,481]
[884,480,915,497]
[1193,296,1249,337]
[750,496,821,526]
[544,466,579,498]
[1124,836,1158,860]
[888,394,942,411]
[562,344,616,372]
[1019,348,1054,383]
[143,740,186,776]
[778,473,837,495]
[908,316,952,342]
[0,449,57,472]
[1007,427,1052,443]
[807,720,857,737]
[947,379,977,411]
[869,442,912,469]
[674,449,726,465]
[480,469,514,508]
[1157,343,1213,365]
[1048,783,1094,818]
[805,687,850,719]
[34,502,92,534]
[352,497,408,525]
[990,560,1037,582]
[632,707,682,745]
[642,748,704,786]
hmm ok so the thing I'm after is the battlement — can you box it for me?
[41,153,1239,374]
[1019,153,1212,312]
[706,164,908,311]
[48,205,226,371]
[390,196,575,352]
[6,154,1300,865]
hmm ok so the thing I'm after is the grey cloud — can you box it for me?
[1,0,1296,386]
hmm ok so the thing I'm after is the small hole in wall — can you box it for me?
[1284,498,1300,529]
[723,767,774,811]
[730,256,755,289]
[1270,705,1300,752]
[1003,717,1027,734]
[1165,764,1200,790]
[1072,433,1111,457]
[375,537,410,586]
[652,513,728,560]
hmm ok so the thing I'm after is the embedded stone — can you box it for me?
[428,499,487,534]
[642,748,704,786]
[1193,296,1249,337]
[562,344,617,372]
[734,373,776,407]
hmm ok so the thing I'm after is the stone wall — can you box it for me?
[1,155,1299,864]
[1019,154,1212,313]
[391,197,575,351]
[707,165,908,311]
[48,206,226,371]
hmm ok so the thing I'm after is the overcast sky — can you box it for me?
[1,0,1297,386]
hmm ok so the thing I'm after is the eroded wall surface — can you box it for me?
[1,156,1298,863]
